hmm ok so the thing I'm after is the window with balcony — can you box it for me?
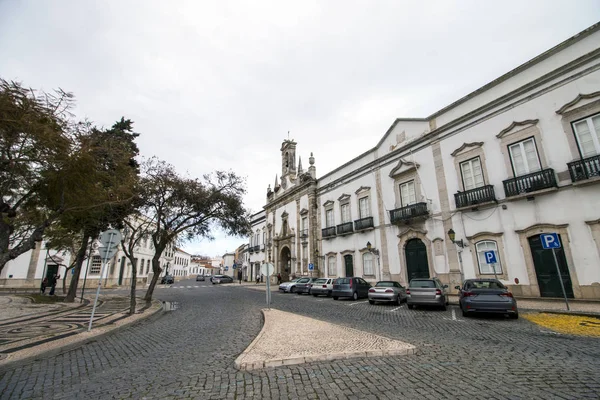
[399,180,416,207]
[460,157,484,190]
[509,138,541,177]
[573,113,600,158]
[340,203,351,223]
[301,217,308,237]
[358,197,370,218]
[325,209,334,227]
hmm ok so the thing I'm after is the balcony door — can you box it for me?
[572,114,600,158]
[405,239,429,281]
[460,157,484,190]
[509,138,541,177]
[528,235,574,298]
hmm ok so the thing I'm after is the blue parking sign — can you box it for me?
[484,251,497,264]
[308,263,314,271]
[540,233,561,249]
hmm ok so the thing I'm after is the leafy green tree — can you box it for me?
[121,214,153,314]
[140,158,251,302]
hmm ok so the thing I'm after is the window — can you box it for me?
[399,180,416,206]
[358,197,370,218]
[476,241,502,275]
[362,252,374,275]
[325,209,334,228]
[508,138,541,176]
[327,256,336,276]
[90,256,102,275]
[460,157,484,190]
[572,114,600,158]
[340,204,351,223]
[301,217,307,236]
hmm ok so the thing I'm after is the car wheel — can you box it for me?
[290,286,296,293]
[462,309,468,318]
[407,304,414,309]
[441,304,447,311]
[327,290,332,297]
[509,313,519,320]
[352,292,358,301]
[369,300,375,305]
[333,296,339,300]
[312,294,318,297]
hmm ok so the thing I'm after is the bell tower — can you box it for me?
[281,139,297,180]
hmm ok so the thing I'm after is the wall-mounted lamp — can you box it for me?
[447,229,466,248]
[366,241,380,256]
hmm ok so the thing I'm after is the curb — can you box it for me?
[234,309,416,371]
[0,298,163,372]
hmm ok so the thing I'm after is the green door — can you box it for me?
[45,265,58,280]
[405,239,429,281]
[344,255,354,277]
[528,235,574,298]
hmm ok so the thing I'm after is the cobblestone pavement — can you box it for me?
[1,280,599,399]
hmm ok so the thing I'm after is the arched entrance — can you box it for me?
[528,234,574,298]
[405,238,429,281]
[279,246,291,282]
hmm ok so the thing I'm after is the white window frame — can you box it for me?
[327,256,336,276]
[325,209,334,228]
[460,157,485,191]
[508,137,541,177]
[572,113,600,158]
[362,252,374,276]
[475,240,503,275]
[340,203,351,224]
[399,180,416,207]
[301,217,307,235]
[358,196,370,218]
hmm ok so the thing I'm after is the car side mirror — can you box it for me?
[454,286,460,290]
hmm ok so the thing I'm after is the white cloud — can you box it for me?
[1,0,598,256]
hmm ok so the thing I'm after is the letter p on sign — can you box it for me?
[540,233,561,249]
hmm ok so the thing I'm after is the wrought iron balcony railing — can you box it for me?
[454,185,496,209]
[322,226,336,238]
[567,154,600,182]
[300,229,308,238]
[354,216,374,231]
[389,202,428,224]
[503,168,557,197]
[336,222,354,235]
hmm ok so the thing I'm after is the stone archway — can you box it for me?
[279,246,291,282]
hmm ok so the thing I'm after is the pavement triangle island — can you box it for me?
[235,309,416,370]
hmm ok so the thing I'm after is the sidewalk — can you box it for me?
[0,293,162,369]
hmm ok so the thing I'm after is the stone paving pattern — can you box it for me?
[0,282,599,399]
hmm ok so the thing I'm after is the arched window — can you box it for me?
[327,256,336,276]
[476,240,502,275]
[362,252,374,276]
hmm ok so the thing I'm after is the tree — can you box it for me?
[121,215,153,315]
[0,79,74,272]
[140,158,251,302]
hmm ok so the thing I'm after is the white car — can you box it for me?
[310,278,335,297]
[278,278,301,293]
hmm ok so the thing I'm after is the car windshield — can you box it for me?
[410,280,435,288]
[375,281,395,287]
[466,280,505,289]
[336,278,351,284]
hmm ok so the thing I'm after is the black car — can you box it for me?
[161,275,174,284]
[196,275,205,282]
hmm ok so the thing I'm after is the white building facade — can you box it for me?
[251,23,600,299]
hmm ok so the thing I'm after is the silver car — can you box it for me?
[406,278,449,310]
[310,278,335,297]
[295,277,320,295]
[278,278,300,293]
[368,281,406,305]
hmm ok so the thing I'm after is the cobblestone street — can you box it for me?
[1,280,599,399]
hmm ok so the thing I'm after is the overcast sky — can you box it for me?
[1,1,598,257]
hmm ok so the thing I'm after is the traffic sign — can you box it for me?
[100,229,121,248]
[225,266,229,271]
[98,246,118,261]
[233,263,237,269]
[308,263,314,271]
[541,233,561,249]
[484,251,497,264]
[261,263,274,276]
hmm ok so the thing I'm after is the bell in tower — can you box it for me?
[280,137,297,179]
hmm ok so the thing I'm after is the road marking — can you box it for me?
[452,308,457,321]
[390,306,402,312]
[194,286,199,288]
[348,300,369,306]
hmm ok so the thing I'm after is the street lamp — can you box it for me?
[447,229,466,248]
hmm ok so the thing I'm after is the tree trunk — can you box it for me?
[129,259,137,315]
[65,234,90,302]
[144,257,162,303]
[62,271,69,294]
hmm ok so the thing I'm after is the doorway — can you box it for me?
[344,254,354,277]
[405,238,430,281]
[279,247,291,282]
[45,264,58,280]
[528,234,574,298]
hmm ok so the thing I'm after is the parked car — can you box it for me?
[310,278,335,297]
[406,278,448,310]
[212,275,234,284]
[368,281,406,305]
[332,277,372,300]
[456,279,518,319]
[295,277,320,295]
[161,275,174,284]
[196,275,205,282]
[279,278,301,293]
